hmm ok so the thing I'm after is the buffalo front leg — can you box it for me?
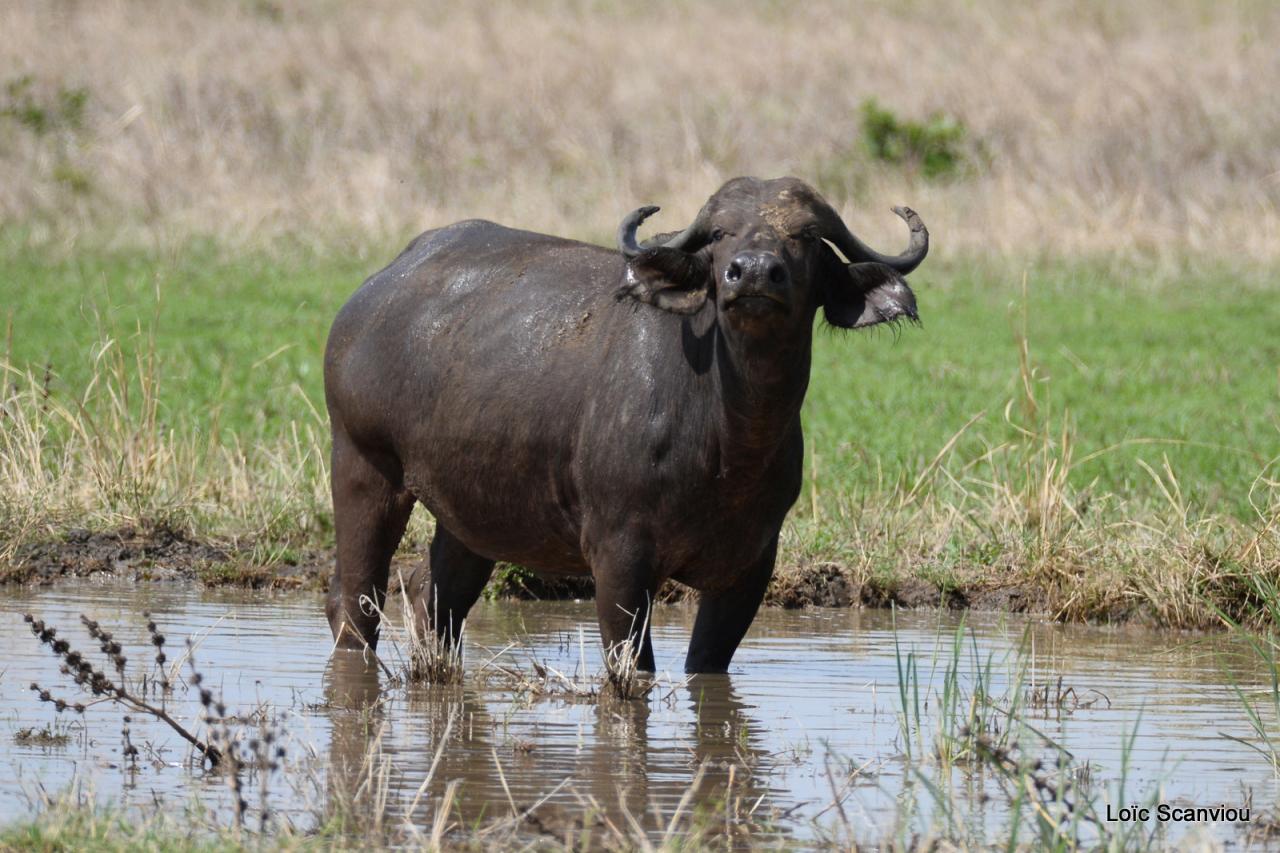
[684,537,778,674]
[325,427,415,652]
[409,525,495,644]
[592,537,659,673]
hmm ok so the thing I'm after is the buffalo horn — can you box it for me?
[819,205,928,274]
[617,200,715,258]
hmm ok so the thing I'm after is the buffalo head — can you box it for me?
[616,176,926,334]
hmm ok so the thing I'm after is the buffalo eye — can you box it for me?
[710,228,725,243]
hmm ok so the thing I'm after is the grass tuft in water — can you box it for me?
[403,601,465,688]
[360,580,465,687]
[889,615,1171,850]
[1212,574,1280,775]
[601,604,654,702]
[12,724,71,749]
[602,636,651,702]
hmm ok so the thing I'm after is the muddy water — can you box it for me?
[2,582,1277,847]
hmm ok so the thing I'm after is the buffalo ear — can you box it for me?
[822,261,920,329]
[616,248,710,315]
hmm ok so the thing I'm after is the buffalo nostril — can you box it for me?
[726,261,742,282]
[767,263,787,284]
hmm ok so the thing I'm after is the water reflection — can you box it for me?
[319,660,781,837]
[321,653,383,829]
[1,583,1276,847]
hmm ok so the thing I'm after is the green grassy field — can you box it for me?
[2,242,1277,625]
[5,245,1276,511]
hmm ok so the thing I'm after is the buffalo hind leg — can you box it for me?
[684,537,778,674]
[409,525,495,644]
[326,427,415,651]
[592,537,659,672]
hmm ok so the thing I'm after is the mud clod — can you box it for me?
[766,562,855,608]
[9,525,231,584]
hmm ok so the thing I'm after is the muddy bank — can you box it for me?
[5,525,322,590]
[1,525,1064,621]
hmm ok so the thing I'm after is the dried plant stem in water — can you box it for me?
[24,612,223,766]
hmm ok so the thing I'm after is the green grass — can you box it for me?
[0,804,235,852]
[4,245,1275,514]
[1,245,368,439]
[1,242,1276,625]
[0,798,370,852]
[806,260,1279,518]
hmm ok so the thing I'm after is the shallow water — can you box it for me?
[2,581,1277,847]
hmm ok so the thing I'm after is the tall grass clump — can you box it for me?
[602,634,651,702]
[0,319,332,576]
[892,611,1020,772]
[394,584,465,687]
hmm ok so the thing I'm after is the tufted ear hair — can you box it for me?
[822,260,919,329]
[615,247,711,314]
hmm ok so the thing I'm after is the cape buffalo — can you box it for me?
[324,176,927,673]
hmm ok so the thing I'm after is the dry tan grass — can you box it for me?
[0,339,332,572]
[2,0,1278,259]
